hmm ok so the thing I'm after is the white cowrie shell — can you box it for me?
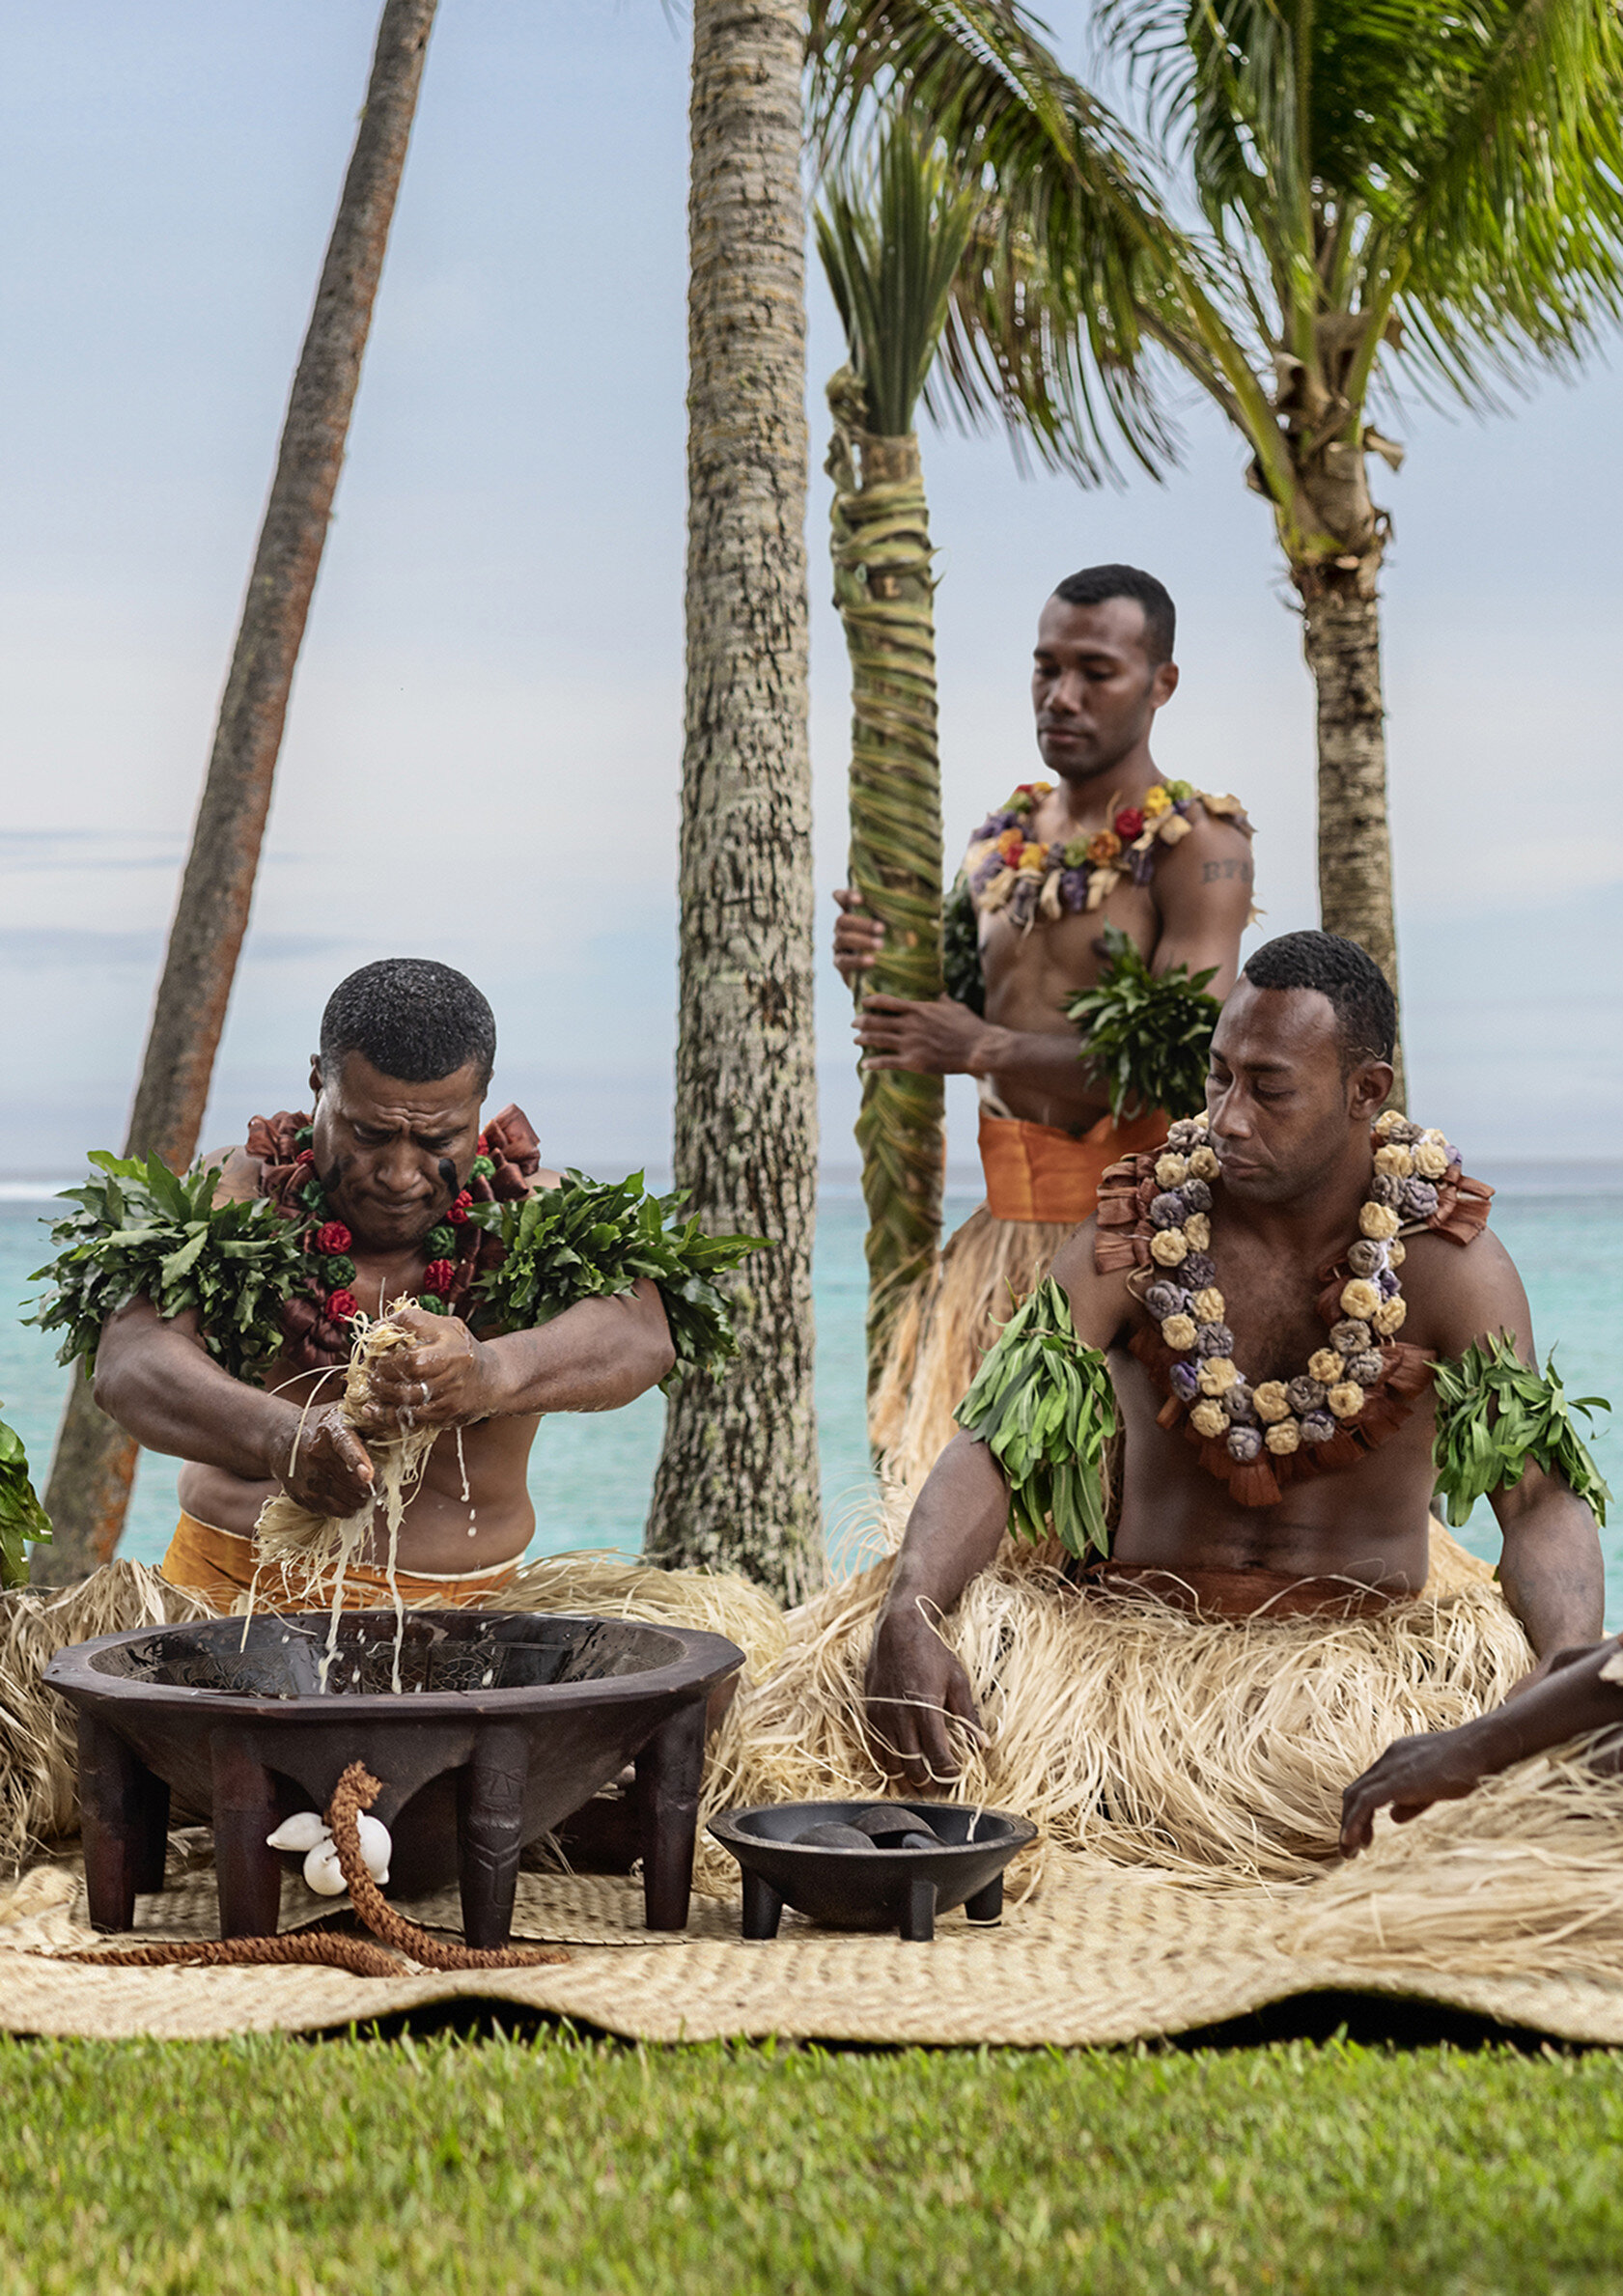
[302,1840,348,1897]
[266,1812,328,1854]
[356,1812,392,1885]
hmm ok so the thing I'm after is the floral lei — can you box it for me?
[246,1105,540,1373]
[965,778,1250,932]
[1096,1108,1494,1507]
[284,1133,485,1323]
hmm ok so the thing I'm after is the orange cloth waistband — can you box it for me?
[158,1509,520,1613]
[978,1106,1169,1224]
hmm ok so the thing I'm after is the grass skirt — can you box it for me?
[869,1206,1076,1491]
[706,1531,1531,1889]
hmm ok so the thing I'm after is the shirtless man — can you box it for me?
[864,930,1605,1785]
[91,959,673,1605]
[835,563,1255,1130]
[833,565,1258,1480]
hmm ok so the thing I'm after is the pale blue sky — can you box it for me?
[3,0,1619,1183]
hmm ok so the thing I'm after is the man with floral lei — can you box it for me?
[852,933,1608,1872]
[833,564,1257,1488]
[50,959,749,1610]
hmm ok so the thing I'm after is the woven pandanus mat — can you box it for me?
[8,1849,1623,2047]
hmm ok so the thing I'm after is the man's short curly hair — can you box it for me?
[1242,931,1396,1071]
[320,959,496,1090]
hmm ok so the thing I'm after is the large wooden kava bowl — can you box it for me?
[46,1610,742,1947]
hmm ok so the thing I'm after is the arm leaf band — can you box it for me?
[955,1277,1118,1559]
[0,1416,51,1590]
[1432,1330,1611,1528]
[941,871,985,1016]
[1064,924,1219,1122]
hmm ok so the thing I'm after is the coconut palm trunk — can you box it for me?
[1300,579,1403,1085]
[643,0,824,1604]
[35,0,438,1585]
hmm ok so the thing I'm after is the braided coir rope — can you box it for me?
[325,1760,569,1971]
[70,1760,571,1975]
[70,1930,405,1975]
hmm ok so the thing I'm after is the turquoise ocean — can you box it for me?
[4,1178,1621,1623]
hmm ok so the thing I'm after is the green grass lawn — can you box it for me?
[4,2030,1623,2294]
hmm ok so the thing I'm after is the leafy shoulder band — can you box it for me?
[958,1133,1609,1556]
[30,1102,763,1394]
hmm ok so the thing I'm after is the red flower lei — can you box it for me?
[244,1103,543,1373]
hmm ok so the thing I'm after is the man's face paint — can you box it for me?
[308,1051,486,1253]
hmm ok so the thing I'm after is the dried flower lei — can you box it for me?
[1140,1107,1462,1468]
[279,1123,497,1328]
[965,778,1249,932]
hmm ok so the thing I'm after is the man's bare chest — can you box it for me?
[981,881,1158,1017]
[1200,1239,1345,1387]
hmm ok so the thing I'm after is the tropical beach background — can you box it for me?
[5,0,1620,1590]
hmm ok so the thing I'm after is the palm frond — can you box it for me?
[816,116,981,435]
[1388,0,1623,386]
[807,0,1189,478]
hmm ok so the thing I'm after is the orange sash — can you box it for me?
[978,1106,1170,1224]
[159,1510,519,1611]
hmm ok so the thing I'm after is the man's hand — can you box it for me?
[833,888,884,988]
[1338,1722,1497,1856]
[349,1306,496,1437]
[863,1604,986,1788]
[273,1407,376,1520]
[856,993,993,1077]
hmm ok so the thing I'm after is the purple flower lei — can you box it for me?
[1143,1111,1453,1469]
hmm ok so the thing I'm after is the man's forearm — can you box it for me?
[969,1023,1090,1083]
[881,1433,1011,1621]
[94,1306,295,1480]
[1497,1494,1606,1659]
[479,1280,674,1416]
[1462,1638,1623,1771]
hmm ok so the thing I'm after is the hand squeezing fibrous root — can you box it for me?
[68,1763,571,1976]
[250,1307,443,1681]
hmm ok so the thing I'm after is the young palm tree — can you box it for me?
[37,0,439,1583]
[1096,0,1623,1066]
[816,125,976,1414]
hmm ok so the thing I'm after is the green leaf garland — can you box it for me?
[1433,1330,1611,1528]
[30,1153,767,1399]
[29,1153,307,1385]
[465,1173,766,1389]
[0,1412,51,1590]
[954,1276,1118,1558]
[1064,923,1219,1121]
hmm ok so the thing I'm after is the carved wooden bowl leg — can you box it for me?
[458,1724,528,1949]
[210,1738,283,1940]
[77,1712,170,1933]
[635,1696,706,1930]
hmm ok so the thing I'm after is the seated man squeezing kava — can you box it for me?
[37,959,753,1612]
[716,931,1609,1884]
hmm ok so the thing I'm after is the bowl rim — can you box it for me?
[43,1609,743,1722]
[709,1799,1037,1854]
